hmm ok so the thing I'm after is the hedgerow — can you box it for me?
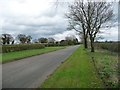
[94,42,119,52]
[2,44,45,53]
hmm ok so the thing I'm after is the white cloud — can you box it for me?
[0,0,54,17]
[99,26,118,41]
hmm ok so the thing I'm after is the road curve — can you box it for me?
[2,45,79,88]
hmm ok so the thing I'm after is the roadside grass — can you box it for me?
[40,45,103,88]
[88,49,118,88]
[1,46,65,63]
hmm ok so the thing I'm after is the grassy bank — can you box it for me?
[40,46,103,88]
[88,49,118,88]
[1,46,65,63]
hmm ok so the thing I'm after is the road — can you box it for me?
[2,45,79,88]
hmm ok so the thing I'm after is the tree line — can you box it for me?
[0,34,79,46]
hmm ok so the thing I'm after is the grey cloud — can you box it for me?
[2,9,68,34]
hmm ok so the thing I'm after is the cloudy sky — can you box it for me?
[0,0,119,41]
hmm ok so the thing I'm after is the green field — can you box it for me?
[40,46,104,88]
[1,46,65,63]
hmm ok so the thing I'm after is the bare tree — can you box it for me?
[1,34,14,45]
[87,1,113,52]
[26,35,32,44]
[48,38,55,44]
[38,37,48,43]
[66,0,113,52]
[17,34,27,44]
[66,0,89,49]
[17,34,32,44]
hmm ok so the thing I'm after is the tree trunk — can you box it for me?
[84,37,88,49]
[83,30,88,49]
[90,36,94,52]
[91,42,94,52]
[3,41,6,45]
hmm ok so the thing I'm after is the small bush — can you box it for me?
[2,44,45,53]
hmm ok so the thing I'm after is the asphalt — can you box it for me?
[2,45,79,88]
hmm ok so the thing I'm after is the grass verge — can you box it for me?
[40,45,103,88]
[1,46,65,64]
